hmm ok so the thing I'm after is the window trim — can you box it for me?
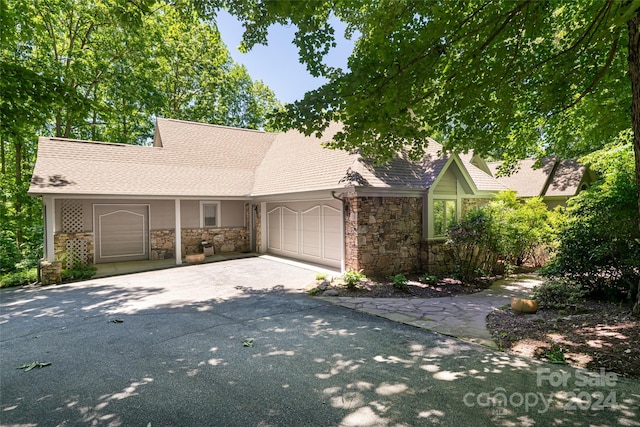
[200,201,221,228]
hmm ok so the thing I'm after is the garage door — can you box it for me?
[266,200,342,268]
[94,204,149,263]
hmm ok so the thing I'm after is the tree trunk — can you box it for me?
[628,10,640,316]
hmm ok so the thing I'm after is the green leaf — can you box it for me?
[17,361,51,371]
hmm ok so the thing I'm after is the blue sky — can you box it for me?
[215,11,356,104]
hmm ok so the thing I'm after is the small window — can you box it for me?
[201,202,219,228]
[433,200,457,237]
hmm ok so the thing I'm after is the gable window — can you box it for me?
[433,200,456,237]
[200,202,220,228]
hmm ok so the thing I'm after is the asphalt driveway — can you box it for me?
[1,257,638,426]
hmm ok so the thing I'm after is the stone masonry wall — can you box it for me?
[255,204,262,252]
[151,230,175,260]
[181,227,249,255]
[420,240,452,276]
[54,232,94,268]
[344,196,422,276]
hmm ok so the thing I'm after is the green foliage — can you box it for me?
[342,269,365,290]
[488,192,559,267]
[445,191,558,280]
[419,274,438,285]
[307,287,322,296]
[544,345,566,364]
[2,0,283,275]
[547,138,640,302]
[0,230,20,273]
[223,0,635,165]
[61,264,97,282]
[533,278,586,309]
[315,272,328,281]
[389,273,408,291]
[0,268,38,288]
[446,207,500,280]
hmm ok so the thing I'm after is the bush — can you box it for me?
[445,207,500,280]
[0,229,20,274]
[419,274,438,285]
[390,273,409,291]
[444,191,558,281]
[61,264,97,282]
[488,192,558,268]
[342,269,366,290]
[0,268,38,288]
[315,272,328,281]
[547,138,640,303]
[533,278,586,309]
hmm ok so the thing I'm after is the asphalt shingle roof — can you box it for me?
[487,157,586,198]
[29,118,505,197]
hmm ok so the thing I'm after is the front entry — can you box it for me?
[94,204,150,263]
[266,200,342,268]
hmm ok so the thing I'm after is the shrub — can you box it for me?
[419,274,438,285]
[390,273,409,291]
[61,264,97,282]
[547,137,640,304]
[533,278,586,309]
[0,268,38,288]
[342,269,365,290]
[307,287,322,296]
[488,192,558,268]
[0,229,20,274]
[445,190,559,281]
[445,207,501,280]
[315,272,328,281]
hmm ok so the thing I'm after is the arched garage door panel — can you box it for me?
[322,205,342,264]
[266,200,342,268]
[94,204,149,263]
[302,206,321,258]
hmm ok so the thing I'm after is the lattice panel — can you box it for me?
[65,239,88,268]
[61,200,84,233]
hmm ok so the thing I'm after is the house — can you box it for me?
[486,158,596,209]
[29,118,509,276]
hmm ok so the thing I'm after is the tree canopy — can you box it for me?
[217,0,639,195]
[0,0,282,272]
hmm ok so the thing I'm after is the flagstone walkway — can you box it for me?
[317,275,543,348]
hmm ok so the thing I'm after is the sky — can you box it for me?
[215,10,356,104]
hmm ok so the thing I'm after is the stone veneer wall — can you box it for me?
[344,196,422,276]
[53,232,94,267]
[151,230,175,260]
[420,240,451,276]
[181,227,249,255]
[254,204,262,252]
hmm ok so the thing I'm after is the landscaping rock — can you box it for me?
[322,289,339,297]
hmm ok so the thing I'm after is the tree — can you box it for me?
[548,135,639,305]
[149,6,281,130]
[1,0,281,273]
[215,0,640,312]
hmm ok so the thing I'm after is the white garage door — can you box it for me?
[266,200,342,268]
[94,204,149,263]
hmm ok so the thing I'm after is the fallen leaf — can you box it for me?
[17,361,51,371]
